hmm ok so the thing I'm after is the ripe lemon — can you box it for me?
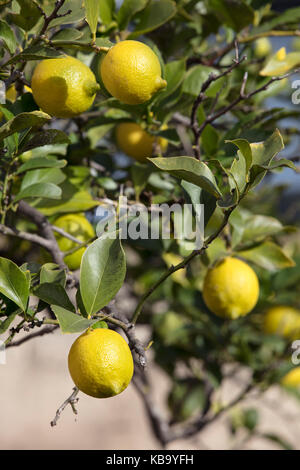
[31,56,100,118]
[116,122,168,161]
[54,213,95,270]
[263,305,300,340]
[100,40,167,105]
[203,257,259,319]
[68,328,134,398]
[281,367,300,387]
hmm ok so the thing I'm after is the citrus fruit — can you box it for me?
[68,328,134,398]
[254,38,272,58]
[203,257,259,319]
[54,213,95,270]
[281,367,300,387]
[100,40,167,105]
[263,305,300,340]
[31,56,100,118]
[116,122,168,161]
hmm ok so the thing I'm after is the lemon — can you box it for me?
[254,38,272,58]
[116,122,168,161]
[281,367,300,387]
[68,328,134,398]
[100,40,167,105]
[203,257,259,319]
[264,305,300,340]
[54,213,95,270]
[31,56,100,118]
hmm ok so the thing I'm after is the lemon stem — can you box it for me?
[84,81,101,96]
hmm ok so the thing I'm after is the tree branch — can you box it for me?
[50,387,79,427]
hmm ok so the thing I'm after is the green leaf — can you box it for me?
[131,163,152,199]
[202,125,219,157]
[14,182,62,202]
[260,48,300,77]
[227,139,253,173]
[155,59,186,104]
[0,257,29,311]
[99,0,115,25]
[249,158,297,188]
[182,181,217,228]
[8,0,40,31]
[51,305,97,334]
[238,242,295,272]
[209,0,254,32]
[80,233,126,316]
[20,168,66,190]
[32,180,99,215]
[91,320,108,329]
[182,66,225,98]
[117,0,148,30]
[44,0,86,27]
[0,20,17,54]
[241,215,284,244]
[129,0,176,38]
[0,310,19,334]
[16,157,67,175]
[52,28,83,42]
[261,433,294,450]
[34,283,75,312]
[6,46,63,65]
[20,129,70,153]
[149,156,222,198]
[40,263,66,287]
[84,0,99,38]
[0,111,51,142]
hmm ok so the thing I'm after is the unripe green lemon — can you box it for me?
[54,213,95,270]
[31,56,100,118]
[281,367,300,387]
[100,40,167,105]
[203,257,259,319]
[254,38,272,58]
[116,122,168,161]
[68,328,134,398]
[263,305,300,340]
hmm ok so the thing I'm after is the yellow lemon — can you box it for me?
[100,40,167,104]
[263,305,300,340]
[31,56,100,118]
[116,122,168,161]
[54,213,95,270]
[68,328,134,398]
[203,257,259,319]
[281,367,300,387]
[254,38,272,58]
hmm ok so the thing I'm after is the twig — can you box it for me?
[6,325,58,348]
[50,387,79,427]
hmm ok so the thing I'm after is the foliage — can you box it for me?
[0,0,299,449]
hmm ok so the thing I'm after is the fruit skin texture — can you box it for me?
[203,257,259,319]
[281,367,300,387]
[116,122,168,161]
[31,56,100,118]
[68,328,134,398]
[100,40,167,105]
[263,305,300,339]
[54,213,95,270]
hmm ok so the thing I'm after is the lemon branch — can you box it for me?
[132,205,236,325]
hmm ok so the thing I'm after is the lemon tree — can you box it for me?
[0,0,300,450]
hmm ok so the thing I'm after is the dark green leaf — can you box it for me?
[0,20,17,54]
[51,305,97,334]
[34,283,75,312]
[80,233,126,316]
[209,0,254,32]
[99,0,115,25]
[8,0,40,31]
[149,156,222,198]
[0,257,29,311]
[129,0,176,38]
[40,263,66,287]
[20,129,70,153]
[20,168,66,190]
[117,0,148,30]
[0,111,51,142]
